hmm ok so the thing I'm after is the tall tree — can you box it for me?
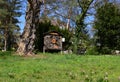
[0,0,22,51]
[73,0,94,54]
[17,0,42,55]
[94,2,120,53]
[0,0,8,49]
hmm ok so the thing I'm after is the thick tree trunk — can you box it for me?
[17,0,42,55]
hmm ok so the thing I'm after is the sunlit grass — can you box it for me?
[0,52,120,82]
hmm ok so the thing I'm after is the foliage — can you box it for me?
[85,46,99,55]
[0,51,12,56]
[72,0,94,54]
[0,52,120,81]
[94,3,120,54]
[0,0,22,50]
[35,20,51,52]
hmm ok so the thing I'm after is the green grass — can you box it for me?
[0,52,120,82]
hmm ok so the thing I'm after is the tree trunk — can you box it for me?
[17,0,42,55]
[66,8,72,30]
[4,37,7,51]
[4,25,8,51]
[66,18,70,30]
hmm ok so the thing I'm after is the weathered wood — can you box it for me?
[43,31,63,52]
[17,0,42,55]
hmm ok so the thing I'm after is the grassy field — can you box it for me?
[0,52,120,82]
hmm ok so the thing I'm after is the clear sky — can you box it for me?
[18,14,25,33]
[17,0,26,33]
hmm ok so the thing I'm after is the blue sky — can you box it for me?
[17,0,26,33]
[18,14,25,33]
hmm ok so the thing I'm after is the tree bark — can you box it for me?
[17,0,42,55]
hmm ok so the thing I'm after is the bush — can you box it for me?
[100,47,111,54]
[0,51,12,56]
[85,46,99,55]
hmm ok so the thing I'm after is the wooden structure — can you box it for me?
[43,31,63,53]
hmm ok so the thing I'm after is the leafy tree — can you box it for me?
[0,0,22,51]
[94,2,120,54]
[72,0,94,54]
[0,0,8,49]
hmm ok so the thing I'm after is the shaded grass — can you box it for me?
[0,52,120,82]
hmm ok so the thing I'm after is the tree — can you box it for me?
[17,0,42,55]
[72,0,94,54]
[0,0,22,51]
[0,1,7,49]
[0,0,8,50]
[94,2,120,54]
[40,0,79,30]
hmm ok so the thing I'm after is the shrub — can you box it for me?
[0,51,12,56]
[101,47,111,54]
[85,46,99,55]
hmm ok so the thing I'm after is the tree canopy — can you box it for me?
[94,2,120,54]
[0,0,22,50]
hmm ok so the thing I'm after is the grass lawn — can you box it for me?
[0,51,120,82]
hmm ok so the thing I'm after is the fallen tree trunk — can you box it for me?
[17,0,42,55]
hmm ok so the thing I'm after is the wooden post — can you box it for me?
[43,46,45,53]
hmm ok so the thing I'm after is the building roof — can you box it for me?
[44,30,63,36]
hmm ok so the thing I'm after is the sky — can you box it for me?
[17,0,27,33]
[18,15,25,33]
